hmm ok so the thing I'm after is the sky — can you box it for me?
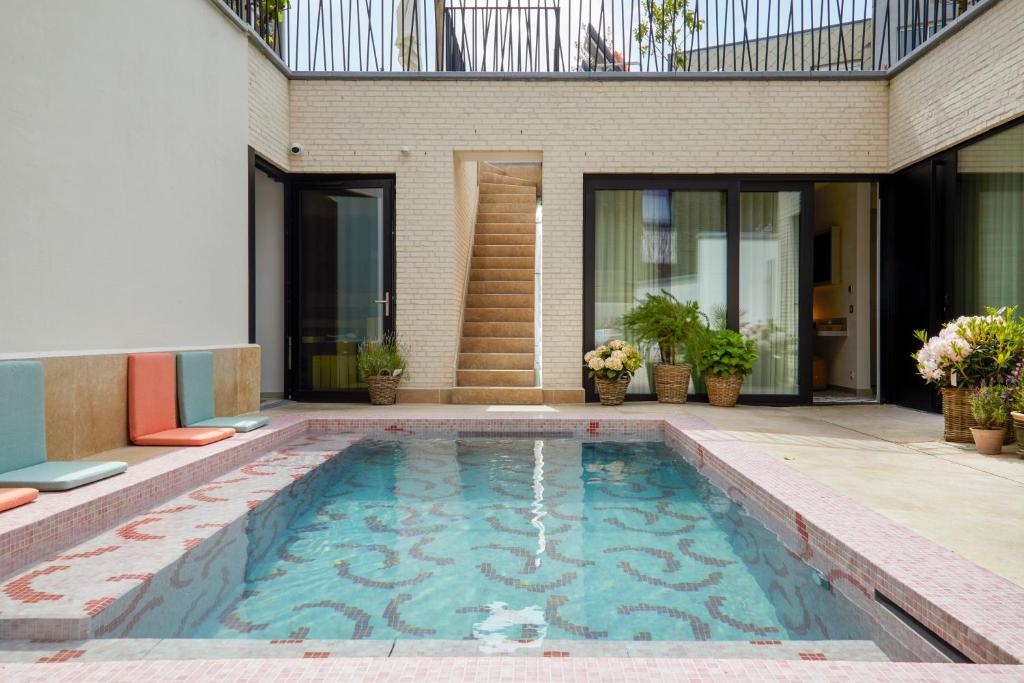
[273,0,877,72]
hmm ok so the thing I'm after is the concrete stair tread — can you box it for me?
[473,244,534,257]
[462,321,533,337]
[469,268,534,281]
[458,352,534,370]
[467,279,534,294]
[451,387,544,405]
[463,308,533,323]
[474,233,535,246]
[475,223,535,235]
[460,336,535,353]
[466,293,532,307]
[478,182,535,195]
[479,171,534,187]
[471,256,534,269]
[457,369,535,387]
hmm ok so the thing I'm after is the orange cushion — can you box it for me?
[132,427,235,447]
[128,353,179,443]
[0,487,38,513]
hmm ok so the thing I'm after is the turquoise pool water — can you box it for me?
[189,437,875,646]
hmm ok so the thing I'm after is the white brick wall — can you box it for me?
[247,43,290,170]
[889,0,1024,170]
[286,78,889,390]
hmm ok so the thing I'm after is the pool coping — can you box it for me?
[0,411,1022,671]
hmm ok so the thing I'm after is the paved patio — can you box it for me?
[270,401,1024,587]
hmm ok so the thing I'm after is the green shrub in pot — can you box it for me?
[695,329,758,407]
[622,291,709,403]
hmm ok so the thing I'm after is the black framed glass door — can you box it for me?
[584,176,812,404]
[286,177,395,402]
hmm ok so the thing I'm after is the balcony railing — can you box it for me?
[227,0,986,73]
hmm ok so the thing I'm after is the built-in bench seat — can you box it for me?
[177,351,268,433]
[0,361,127,491]
[129,353,235,446]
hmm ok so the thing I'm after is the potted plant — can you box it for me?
[622,291,708,404]
[1007,360,1024,457]
[914,307,1023,443]
[968,383,1009,455]
[358,334,408,405]
[584,340,643,406]
[696,329,758,407]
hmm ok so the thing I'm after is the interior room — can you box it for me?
[811,182,878,404]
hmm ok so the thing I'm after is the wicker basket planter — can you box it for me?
[595,374,630,406]
[365,371,401,405]
[1013,412,1024,458]
[654,364,692,404]
[705,374,744,407]
[941,387,1015,444]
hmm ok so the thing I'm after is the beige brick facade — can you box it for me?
[889,0,1024,170]
[247,43,290,170]
[281,78,888,391]
[241,1,1021,397]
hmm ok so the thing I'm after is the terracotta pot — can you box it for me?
[595,374,630,406]
[970,427,1006,456]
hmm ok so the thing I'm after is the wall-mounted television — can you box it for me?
[813,226,841,286]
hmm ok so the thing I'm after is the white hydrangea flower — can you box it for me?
[588,357,605,371]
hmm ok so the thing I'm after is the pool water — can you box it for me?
[189,437,875,647]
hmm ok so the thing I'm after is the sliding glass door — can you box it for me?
[593,189,727,394]
[585,178,811,403]
[287,177,395,402]
[740,190,803,395]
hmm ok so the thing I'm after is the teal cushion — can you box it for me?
[0,361,48,474]
[0,460,127,491]
[176,351,216,426]
[192,415,268,432]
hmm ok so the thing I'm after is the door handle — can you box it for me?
[375,291,391,317]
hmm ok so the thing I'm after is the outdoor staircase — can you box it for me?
[452,163,542,405]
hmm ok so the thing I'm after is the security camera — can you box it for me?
[289,143,304,155]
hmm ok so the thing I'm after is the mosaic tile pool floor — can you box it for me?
[151,436,887,655]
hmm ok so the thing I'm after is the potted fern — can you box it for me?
[696,329,758,407]
[622,291,708,404]
[358,334,408,405]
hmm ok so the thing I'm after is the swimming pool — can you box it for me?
[153,435,885,653]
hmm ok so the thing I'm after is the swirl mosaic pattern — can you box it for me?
[188,438,877,648]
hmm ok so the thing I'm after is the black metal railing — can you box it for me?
[230,0,987,73]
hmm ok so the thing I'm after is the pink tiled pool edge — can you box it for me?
[1,410,1022,677]
[0,656,1022,681]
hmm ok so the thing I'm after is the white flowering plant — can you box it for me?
[583,340,644,381]
[913,307,1024,388]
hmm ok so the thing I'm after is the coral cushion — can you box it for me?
[128,353,180,443]
[0,488,38,513]
[132,427,235,447]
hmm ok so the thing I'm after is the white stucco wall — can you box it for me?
[0,0,250,354]
[254,169,285,395]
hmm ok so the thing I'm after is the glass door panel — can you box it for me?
[292,181,394,400]
[739,191,802,395]
[593,189,727,395]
